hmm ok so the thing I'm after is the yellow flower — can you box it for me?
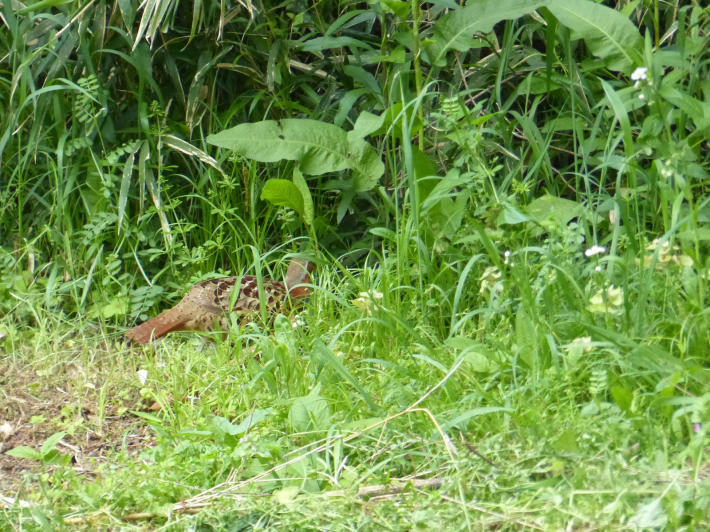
[638,239,694,269]
[587,285,624,315]
[479,266,502,295]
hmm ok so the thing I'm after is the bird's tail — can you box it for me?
[125,308,188,344]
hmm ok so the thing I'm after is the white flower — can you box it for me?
[658,160,673,179]
[351,290,384,314]
[585,245,606,257]
[503,250,511,265]
[136,369,148,385]
[631,67,648,81]
[290,313,306,329]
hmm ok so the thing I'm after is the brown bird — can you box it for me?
[125,259,313,344]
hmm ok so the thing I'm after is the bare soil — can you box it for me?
[0,356,153,496]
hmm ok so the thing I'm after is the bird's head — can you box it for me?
[285,258,314,298]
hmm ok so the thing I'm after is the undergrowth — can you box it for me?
[1,0,708,529]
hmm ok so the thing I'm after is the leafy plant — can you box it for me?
[5,431,72,466]
[1,0,708,529]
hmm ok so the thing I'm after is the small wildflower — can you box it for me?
[639,238,693,269]
[504,250,511,265]
[595,266,602,272]
[587,285,624,315]
[631,67,647,81]
[351,290,383,314]
[567,336,593,352]
[290,313,306,329]
[638,93,645,100]
[479,266,502,295]
[658,160,674,179]
[585,245,606,257]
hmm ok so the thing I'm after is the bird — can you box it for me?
[124,258,313,344]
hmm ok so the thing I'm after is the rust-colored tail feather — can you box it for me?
[125,308,188,344]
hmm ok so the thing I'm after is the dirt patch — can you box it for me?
[0,358,154,495]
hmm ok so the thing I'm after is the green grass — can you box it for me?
[1,0,709,529]
[1,251,708,529]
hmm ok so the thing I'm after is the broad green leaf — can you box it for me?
[628,499,668,529]
[546,0,643,72]
[348,111,385,141]
[369,226,397,241]
[292,168,314,225]
[419,170,471,240]
[343,65,383,101]
[117,0,136,28]
[426,0,546,66]
[525,194,586,227]
[41,449,72,466]
[445,337,498,373]
[378,0,409,18]
[430,194,467,240]
[97,295,129,319]
[610,385,633,413]
[497,205,530,225]
[420,169,470,213]
[130,410,164,425]
[552,429,580,454]
[260,171,313,226]
[288,383,331,432]
[5,446,42,460]
[658,84,707,129]
[362,46,407,65]
[211,409,272,436]
[273,486,300,505]
[207,119,384,192]
[371,102,423,140]
[261,179,304,215]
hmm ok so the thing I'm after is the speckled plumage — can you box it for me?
[125,259,313,344]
